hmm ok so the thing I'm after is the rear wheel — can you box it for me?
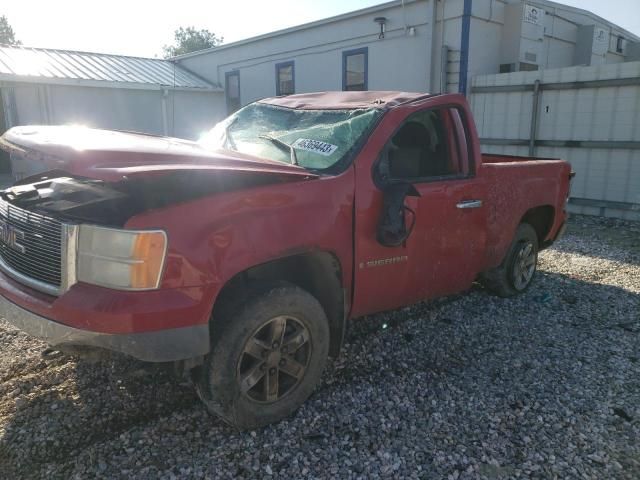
[481,223,539,297]
[196,283,330,429]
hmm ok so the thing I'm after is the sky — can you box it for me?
[2,0,640,58]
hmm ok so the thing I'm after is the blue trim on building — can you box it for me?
[342,47,368,91]
[275,61,295,96]
[459,0,472,95]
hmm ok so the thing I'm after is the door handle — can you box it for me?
[456,200,483,209]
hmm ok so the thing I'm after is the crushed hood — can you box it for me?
[0,126,319,226]
[0,125,317,182]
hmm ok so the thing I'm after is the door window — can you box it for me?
[378,108,471,183]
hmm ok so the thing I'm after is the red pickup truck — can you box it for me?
[0,92,571,428]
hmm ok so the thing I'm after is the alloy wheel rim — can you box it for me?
[512,241,536,290]
[237,315,311,403]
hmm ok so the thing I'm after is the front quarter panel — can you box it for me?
[124,171,355,321]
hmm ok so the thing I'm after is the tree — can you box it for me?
[0,15,21,45]
[163,27,222,58]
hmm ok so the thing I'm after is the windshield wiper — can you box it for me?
[258,135,298,166]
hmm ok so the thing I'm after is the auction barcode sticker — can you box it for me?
[292,138,338,156]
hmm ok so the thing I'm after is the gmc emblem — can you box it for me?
[0,220,25,254]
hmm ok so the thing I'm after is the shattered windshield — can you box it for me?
[199,103,383,170]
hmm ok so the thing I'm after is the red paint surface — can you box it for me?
[0,93,571,337]
[0,271,216,334]
[350,94,569,316]
[1,126,317,182]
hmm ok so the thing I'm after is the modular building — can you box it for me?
[175,0,639,115]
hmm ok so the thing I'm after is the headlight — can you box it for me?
[77,225,167,290]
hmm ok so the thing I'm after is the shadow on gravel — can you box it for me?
[0,356,227,478]
[0,267,638,478]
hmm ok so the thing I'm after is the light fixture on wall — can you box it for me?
[374,17,387,39]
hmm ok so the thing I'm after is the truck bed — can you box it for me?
[480,154,571,269]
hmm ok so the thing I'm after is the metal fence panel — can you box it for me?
[470,61,640,220]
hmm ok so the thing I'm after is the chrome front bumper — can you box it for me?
[0,294,209,362]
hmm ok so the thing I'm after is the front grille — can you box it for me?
[0,198,63,288]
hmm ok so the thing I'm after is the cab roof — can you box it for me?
[259,91,432,110]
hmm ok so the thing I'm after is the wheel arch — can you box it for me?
[520,205,555,248]
[212,251,347,359]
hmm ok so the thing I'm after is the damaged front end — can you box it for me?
[2,169,310,227]
[0,125,319,226]
[0,128,319,363]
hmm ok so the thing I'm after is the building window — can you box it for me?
[342,48,368,91]
[225,70,240,115]
[519,62,539,72]
[617,36,625,53]
[275,61,295,96]
[499,63,515,74]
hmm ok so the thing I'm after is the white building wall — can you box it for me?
[178,0,434,108]
[539,1,628,65]
[1,82,223,140]
[432,0,464,92]
[469,2,506,76]
[177,0,639,110]
[168,90,227,139]
[7,84,44,125]
[47,85,165,133]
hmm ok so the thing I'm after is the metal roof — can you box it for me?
[0,45,219,91]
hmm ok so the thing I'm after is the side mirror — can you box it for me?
[376,182,420,247]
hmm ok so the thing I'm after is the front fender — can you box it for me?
[125,169,356,316]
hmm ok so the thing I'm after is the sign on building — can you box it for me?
[523,4,543,25]
[593,27,609,46]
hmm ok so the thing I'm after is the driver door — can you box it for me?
[351,102,487,317]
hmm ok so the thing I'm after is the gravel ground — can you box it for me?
[0,214,638,479]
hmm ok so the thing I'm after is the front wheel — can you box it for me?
[196,283,330,430]
[481,223,539,297]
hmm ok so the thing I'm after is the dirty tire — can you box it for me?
[481,223,539,298]
[196,282,330,430]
